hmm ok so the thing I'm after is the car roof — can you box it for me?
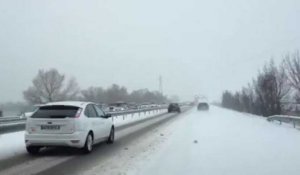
[170,103,179,105]
[43,101,94,108]
[198,102,209,104]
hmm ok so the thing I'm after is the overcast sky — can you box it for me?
[0,0,300,103]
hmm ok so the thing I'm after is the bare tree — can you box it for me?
[283,51,300,91]
[276,63,291,101]
[81,87,106,103]
[222,57,291,116]
[240,85,255,113]
[80,86,168,104]
[254,60,290,116]
[105,84,128,103]
[23,69,80,104]
[59,77,80,101]
[23,86,43,104]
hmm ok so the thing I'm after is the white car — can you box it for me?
[25,101,114,154]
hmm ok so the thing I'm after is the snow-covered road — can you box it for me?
[1,106,300,175]
[136,106,300,175]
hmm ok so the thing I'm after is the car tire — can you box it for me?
[26,146,41,155]
[82,133,93,154]
[107,127,115,144]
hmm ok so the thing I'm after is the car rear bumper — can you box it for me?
[197,106,209,110]
[25,131,87,148]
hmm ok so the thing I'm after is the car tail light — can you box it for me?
[75,108,83,118]
[27,126,36,134]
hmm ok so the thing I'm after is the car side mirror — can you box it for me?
[20,113,25,119]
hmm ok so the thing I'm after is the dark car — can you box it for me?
[168,103,181,113]
[197,102,209,111]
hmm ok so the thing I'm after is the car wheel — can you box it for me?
[26,146,41,155]
[82,133,93,154]
[107,127,115,144]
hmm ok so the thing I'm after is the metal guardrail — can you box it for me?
[110,107,167,122]
[0,107,167,125]
[109,107,166,116]
[0,116,26,123]
[267,115,300,128]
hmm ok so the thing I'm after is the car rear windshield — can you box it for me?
[31,105,79,118]
[199,103,208,105]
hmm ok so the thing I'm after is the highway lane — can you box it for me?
[0,107,192,175]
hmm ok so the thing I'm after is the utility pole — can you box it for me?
[159,75,163,95]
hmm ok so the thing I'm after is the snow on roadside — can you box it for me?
[0,131,26,161]
[130,106,300,175]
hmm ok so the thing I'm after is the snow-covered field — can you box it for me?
[0,109,167,161]
[132,106,300,175]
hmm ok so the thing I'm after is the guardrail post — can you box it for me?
[293,121,296,128]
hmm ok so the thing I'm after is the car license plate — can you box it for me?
[41,125,60,130]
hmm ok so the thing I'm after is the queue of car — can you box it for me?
[22,101,194,155]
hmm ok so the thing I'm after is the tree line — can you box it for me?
[23,69,168,105]
[222,51,300,117]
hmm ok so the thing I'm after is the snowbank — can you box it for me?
[0,131,26,161]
